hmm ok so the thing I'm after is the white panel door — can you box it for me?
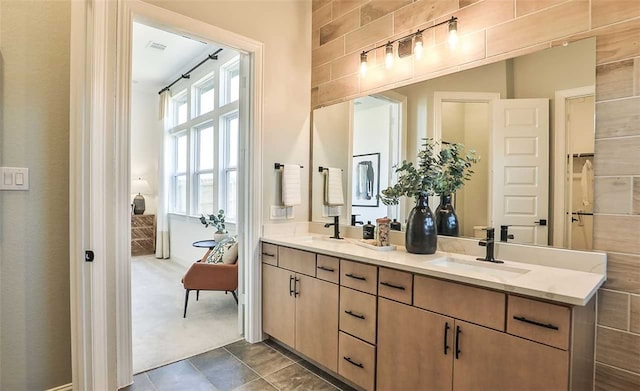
[492,99,549,245]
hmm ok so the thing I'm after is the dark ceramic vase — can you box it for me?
[405,195,437,254]
[436,194,459,237]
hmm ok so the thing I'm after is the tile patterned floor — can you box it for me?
[122,339,357,391]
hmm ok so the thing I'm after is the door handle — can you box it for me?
[294,277,300,297]
[289,275,294,296]
[534,219,547,226]
[455,325,461,359]
[443,322,450,355]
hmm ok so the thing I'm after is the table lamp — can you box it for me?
[132,177,152,215]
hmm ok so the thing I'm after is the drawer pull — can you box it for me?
[317,265,335,272]
[380,281,405,290]
[455,325,461,360]
[443,322,450,355]
[262,252,275,257]
[343,356,364,369]
[344,310,366,320]
[513,315,559,330]
[345,273,366,281]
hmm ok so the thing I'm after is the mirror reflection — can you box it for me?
[311,38,596,250]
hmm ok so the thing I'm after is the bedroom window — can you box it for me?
[173,90,188,125]
[221,59,240,106]
[221,112,239,222]
[172,132,188,214]
[167,54,240,219]
[194,74,215,116]
[194,122,215,215]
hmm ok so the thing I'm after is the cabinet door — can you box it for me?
[453,320,569,391]
[262,264,296,347]
[377,298,454,391]
[295,274,339,372]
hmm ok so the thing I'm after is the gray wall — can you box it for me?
[0,0,72,389]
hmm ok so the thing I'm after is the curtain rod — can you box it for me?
[158,48,224,95]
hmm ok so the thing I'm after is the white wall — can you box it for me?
[0,1,72,389]
[131,83,163,215]
[352,102,392,225]
[144,0,312,225]
[311,101,351,223]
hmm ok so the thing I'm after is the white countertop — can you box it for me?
[261,233,606,306]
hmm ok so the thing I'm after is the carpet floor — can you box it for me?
[132,255,241,374]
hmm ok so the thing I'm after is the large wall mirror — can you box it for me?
[311,37,596,250]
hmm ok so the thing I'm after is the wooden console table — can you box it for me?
[131,214,156,255]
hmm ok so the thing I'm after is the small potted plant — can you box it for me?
[379,139,440,254]
[200,209,228,242]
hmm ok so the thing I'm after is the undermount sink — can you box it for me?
[428,256,530,280]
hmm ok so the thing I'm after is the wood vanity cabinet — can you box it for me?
[261,242,595,391]
[262,247,339,372]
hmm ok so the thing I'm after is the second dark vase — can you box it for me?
[436,194,459,237]
[405,196,437,254]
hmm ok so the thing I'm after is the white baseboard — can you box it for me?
[47,383,73,391]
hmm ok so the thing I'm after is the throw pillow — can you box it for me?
[205,236,237,264]
[222,242,239,264]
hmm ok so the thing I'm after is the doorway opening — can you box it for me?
[130,20,247,373]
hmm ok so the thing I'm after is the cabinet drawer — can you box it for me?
[339,332,375,391]
[316,255,339,284]
[414,275,505,331]
[378,268,413,305]
[507,295,571,350]
[261,243,278,266]
[340,287,376,344]
[340,260,377,295]
[278,247,316,276]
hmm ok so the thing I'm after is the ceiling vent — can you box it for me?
[146,41,167,51]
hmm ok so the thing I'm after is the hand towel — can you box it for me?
[282,164,301,206]
[580,159,593,207]
[325,168,344,206]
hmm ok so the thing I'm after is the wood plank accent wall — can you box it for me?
[311,0,640,388]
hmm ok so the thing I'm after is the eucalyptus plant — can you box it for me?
[200,209,226,233]
[434,142,478,196]
[378,139,478,206]
[378,139,439,206]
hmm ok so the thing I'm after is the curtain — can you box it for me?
[156,91,171,258]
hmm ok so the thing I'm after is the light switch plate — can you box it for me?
[270,205,287,220]
[0,167,29,191]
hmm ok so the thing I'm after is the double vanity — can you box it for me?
[261,231,606,391]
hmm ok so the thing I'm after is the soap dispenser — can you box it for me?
[390,218,401,231]
[362,221,375,239]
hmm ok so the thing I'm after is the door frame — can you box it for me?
[552,86,595,247]
[70,1,264,389]
[433,91,500,227]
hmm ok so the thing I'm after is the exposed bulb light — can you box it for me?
[414,32,423,60]
[385,43,394,69]
[360,52,368,77]
[448,18,458,48]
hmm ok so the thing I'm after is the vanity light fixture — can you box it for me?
[385,43,394,69]
[359,16,458,77]
[448,18,458,48]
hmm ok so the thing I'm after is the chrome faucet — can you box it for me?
[477,228,503,263]
[324,216,343,240]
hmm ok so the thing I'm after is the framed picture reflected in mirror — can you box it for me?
[352,152,380,207]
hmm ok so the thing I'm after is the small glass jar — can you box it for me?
[376,217,391,246]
